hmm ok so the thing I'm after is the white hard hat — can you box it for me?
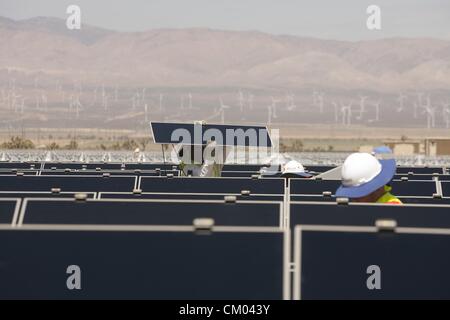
[336,152,396,198]
[341,153,381,187]
[282,160,312,177]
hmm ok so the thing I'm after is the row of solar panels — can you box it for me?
[0,175,449,197]
[0,161,448,174]
[2,168,450,182]
[1,198,450,298]
[2,197,450,229]
[1,163,449,299]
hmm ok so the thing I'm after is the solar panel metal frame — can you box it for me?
[137,176,285,195]
[293,225,450,300]
[288,201,450,229]
[17,198,285,229]
[39,170,179,177]
[0,175,139,192]
[0,191,97,199]
[150,121,272,147]
[395,166,445,174]
[289,178,439,197]
[0,162,41,169]
[289,194,450,204]
[0,224,290,300]
[42,162,124,170]
[0,170,39,176]
[98,191,284,202]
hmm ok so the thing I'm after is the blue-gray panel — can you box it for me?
[221,171,260,177]
[0,200,17,224]
[390,180,436,197]
[290,202,450,229]
[394,174,450,181]
[0,162,40,169]
[396,167,444,174]
[0,192,95,199]
[443,182,450,197]
[43,163,123,170]
[290,195,450,205]
[0,229,284,299]
[124,163,178,170]
[22,200,280,227]
[40,170,178,177]
[290,195,336,202]
[140,177,284,194]
[290,179,341,195]
[99,192,283,202]
[0,176,135,192]
[299,230,450,299]
[151,122,272,147]
[0,170,38,176]
[222,164,274,171]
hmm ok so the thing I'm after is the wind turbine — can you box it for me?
[413,101,419,119]
[142,88,147,105]
[442,100,450,129]
[286,93,296,111]
[35,93,41,110]
[357,96,368,120]
[11,88,20,113]
[159,94,164,113]
[102,92,109,112]
[68,94,74,112]
[131,94,136,111]
[247,93,254,110]
[396,92,407,113]
[135,90,141,108]
[372,100,381,122]
[237,90,245,113]
[91,87,98,107]
[188,92,193,110]
[313,91,325,113]
[423,95,435,129]
[219,97,230,124]
[20,97,26,114]
[74,94,82,119]
[267,104,273,126]
[270,96,280,119]
[180,95,185,110]
[145,103,149,122]
[339,101,353,126]
[41,91,48,112]
[332,101,339,124]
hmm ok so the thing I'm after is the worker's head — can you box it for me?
[281,160,312,178]
[335,152,396,202]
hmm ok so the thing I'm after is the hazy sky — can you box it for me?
[1,0,450,40]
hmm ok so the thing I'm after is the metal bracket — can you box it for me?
[193,218,214,235]
[375,219,397,232]
[224,195,237,203]
[336,197,349,205]
[74,193,88,202]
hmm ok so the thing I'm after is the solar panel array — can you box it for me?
[0,160,450,299]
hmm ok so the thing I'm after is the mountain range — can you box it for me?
[1,16,450,92]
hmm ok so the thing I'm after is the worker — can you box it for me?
[178,140,228,177]
[335,152,402,204]
[280,160,313,178]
